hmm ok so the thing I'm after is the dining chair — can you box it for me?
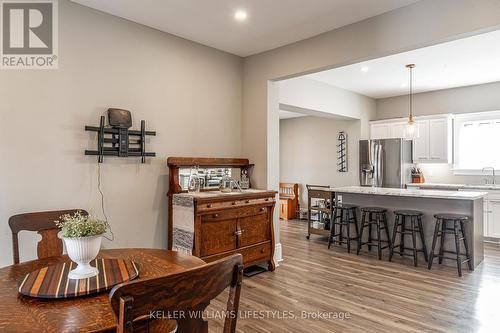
[8,209,88,264]
[109,253,244,333]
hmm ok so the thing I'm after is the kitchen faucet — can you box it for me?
[482,167,496,185]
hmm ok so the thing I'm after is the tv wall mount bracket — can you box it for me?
[84,108,156,163]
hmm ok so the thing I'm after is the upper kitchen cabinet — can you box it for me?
[370,123,391,139]
[370,120,406,139]
[369,115,453,163]
[412,120,429,162]
[413,116,453,163]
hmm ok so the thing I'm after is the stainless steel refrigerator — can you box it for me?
[359,139,413,188]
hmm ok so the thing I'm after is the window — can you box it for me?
[454,111,500,172]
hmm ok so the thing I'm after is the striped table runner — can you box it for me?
[18,258,139,298]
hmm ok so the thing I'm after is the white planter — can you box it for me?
[62,234,103,280]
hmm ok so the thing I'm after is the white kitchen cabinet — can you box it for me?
[370,123,391,139]
[370,122,405,139]
[428,118,449,162]
[485,200,500,238]
[370,115,452,163]
[412,118,451,163]
[390,122,407,138]
[412,120,429,162]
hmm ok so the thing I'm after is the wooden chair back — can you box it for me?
[109,253,244,333]
[8,209,88,264]
[279,183,299,200]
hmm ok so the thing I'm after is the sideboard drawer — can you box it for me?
[201,210,240,222]
[240,242,271,265]
[239,205,268,218]
[202,242,272,266]
[197,196,275,212]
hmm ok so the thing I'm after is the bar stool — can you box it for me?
[328,203,359,253]
[428,213,472,277]
[389,210,428,267]
[357,207,391,260]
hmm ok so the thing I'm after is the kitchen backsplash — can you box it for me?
[414,163,491,185]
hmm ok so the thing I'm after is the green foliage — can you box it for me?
[55,211,108,238]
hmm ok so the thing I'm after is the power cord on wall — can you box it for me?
[97,162,115,241]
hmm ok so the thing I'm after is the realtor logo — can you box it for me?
[1,0,58,69]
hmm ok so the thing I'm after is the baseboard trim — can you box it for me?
[274,242,283,266]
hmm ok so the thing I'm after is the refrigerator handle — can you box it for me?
[376,143,383,186]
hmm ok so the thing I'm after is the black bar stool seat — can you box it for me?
[357,207,391,260]
[328,204,359,253]
[434,213,469,220]
[361,207,386,213]
[394,210,423,216]
[389,210,428,267]
[428,213,472,277]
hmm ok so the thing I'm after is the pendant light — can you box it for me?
[404,64,419,139]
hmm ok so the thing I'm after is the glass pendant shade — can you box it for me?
[404,119,419,139]
[404,64,419,139]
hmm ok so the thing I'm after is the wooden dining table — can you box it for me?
[0,248,206,332]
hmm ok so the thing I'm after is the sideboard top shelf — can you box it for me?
[167,157,254,168]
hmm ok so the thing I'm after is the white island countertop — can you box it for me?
[406,182,500,191]
[332,186,487,200]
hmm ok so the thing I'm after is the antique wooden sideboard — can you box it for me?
[167,157,277,271]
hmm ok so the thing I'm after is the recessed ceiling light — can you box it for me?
[360,66,369,73]
[401,83,407,88]
[234,10,248,21]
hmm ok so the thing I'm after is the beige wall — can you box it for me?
[376,81,500,120]
[0,0,242,267]
[280,117,360,207]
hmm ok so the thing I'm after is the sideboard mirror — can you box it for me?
[178,167,242,190]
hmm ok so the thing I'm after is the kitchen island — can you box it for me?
[333,186,487,268]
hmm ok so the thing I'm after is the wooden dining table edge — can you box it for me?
[0,248,207,333]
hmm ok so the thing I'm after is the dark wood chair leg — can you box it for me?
[328,207,337,249]
[346,209,351,253]
[307,196,311,240]
[353,209,360,240]
[368,212,373,252]
[428,219,441,270]
[460,220,473,271]
[411,217,418,267]
[400,215,406,256]
[339,209,346,244]
[389,214,399,262]
[418,216,429,262]
[453,220,463,277]
[357,211,366,255]
[383,213,391,248]
[438,219,446,264]
[376,213,382,260]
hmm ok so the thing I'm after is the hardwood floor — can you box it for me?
[207,219,500,333]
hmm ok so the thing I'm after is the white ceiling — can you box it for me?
[71,0,419,57]
[308,29,500,99]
